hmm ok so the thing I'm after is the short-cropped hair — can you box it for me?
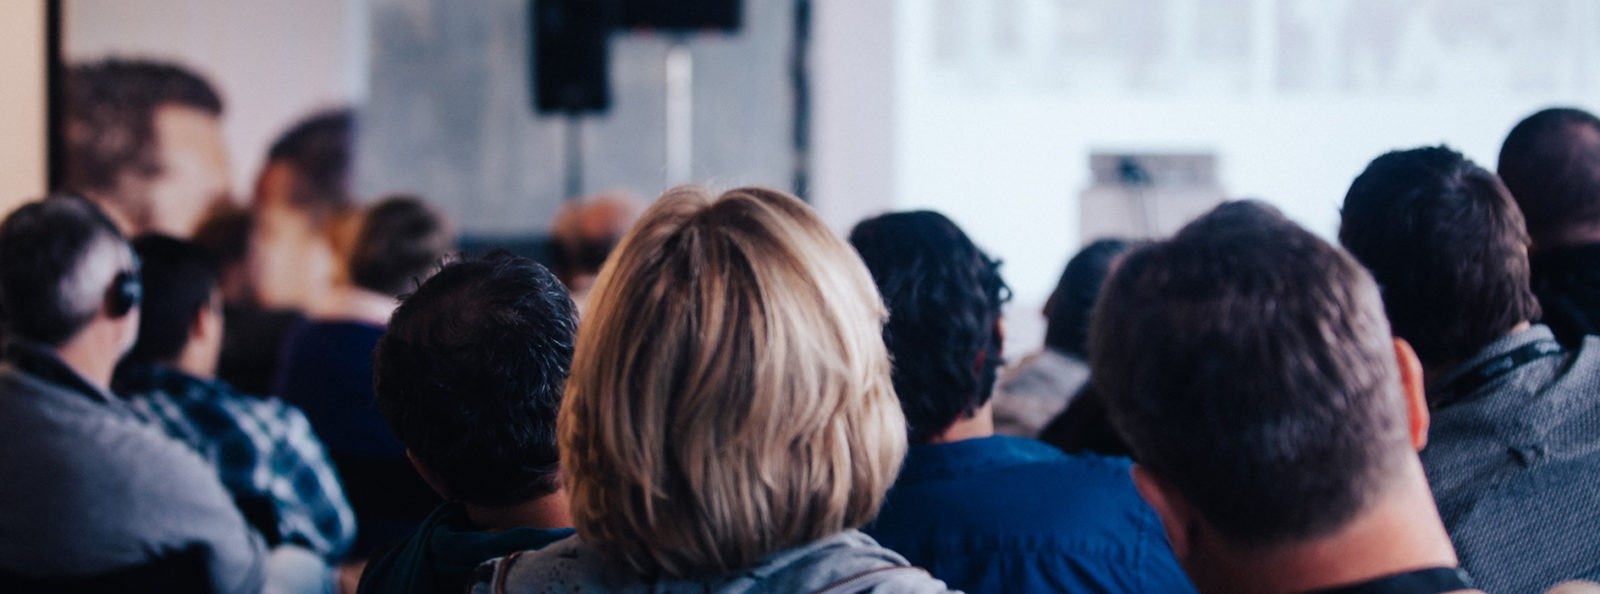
[1341,146,1540,368]
[849,211,1011,444]
[374,252,576,503]
[265,109,356,220]
[1092,201,1410,547]
[0,195,129,346]
[561,187,906,577]
[124,235,220,365]
[348,196,453,297]
[1498,107,1600,242]
[64,59,223,226]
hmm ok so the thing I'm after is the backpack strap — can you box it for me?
[808,566,931,594]
[490,551,528,594]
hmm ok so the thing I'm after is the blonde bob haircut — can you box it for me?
[560,186,907,578]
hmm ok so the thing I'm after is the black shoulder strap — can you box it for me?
[1305,567,1474,594]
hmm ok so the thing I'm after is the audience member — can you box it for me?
[474,187,950,592]
[1037,385,1132,458]
[193,205,307,395]
[1340,146,1600,593]
[546,192,642,308]
[851,212,1190,593]
[112,234,355,562]
[359,253,578,594]
[992,238,1131,437]
[1499,107,1600,346]
[64,59,229,237]
[277,196,453,557]
[252,109,358,314]
[0,196,263,591]
[1093,201,1476,594]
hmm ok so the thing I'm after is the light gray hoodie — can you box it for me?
[470,529,957,593]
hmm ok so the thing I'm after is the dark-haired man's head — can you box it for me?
[849,211,1011,444]
[256,109,355,224]
[348,196,453,298]
[1341,146,1539,373]
[0,196,141,385]
[1043,238,1132,357]
[65,59,228,237]
[374,252,577,513]
[1498,107,1600,249]
[122,235,224,378]
[1093,201,1441,592]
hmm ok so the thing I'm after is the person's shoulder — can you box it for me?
[471,535,600,593]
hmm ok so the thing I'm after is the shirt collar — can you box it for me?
[898,435,1063,483]
[4,340,118,405]
[1427,324,1557,399]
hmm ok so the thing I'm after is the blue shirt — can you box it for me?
[116,363,356,560]
[865,435,1194,594]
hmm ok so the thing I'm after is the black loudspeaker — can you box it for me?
[532,0,616,115]
[621,0,741,32]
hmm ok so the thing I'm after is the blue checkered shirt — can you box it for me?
[116,364,356,560]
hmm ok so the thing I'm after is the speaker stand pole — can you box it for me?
[564,112,584,199]
[665,38,693,185]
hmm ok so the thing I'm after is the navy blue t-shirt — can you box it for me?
[866,435,1195,594]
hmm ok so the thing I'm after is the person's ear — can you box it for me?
[1132,464,1194,561]
[994,318,1007,357]
[1394,339,1430,451]
[406,450,452,500]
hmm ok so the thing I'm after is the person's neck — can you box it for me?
[1206,460,1465,594]
[53,328,120,391]
[312,285,397,327]
[924,403,995,445]
[464,491,572,532]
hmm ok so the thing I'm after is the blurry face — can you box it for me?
[147,105,230,237]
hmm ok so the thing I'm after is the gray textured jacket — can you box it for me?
[471,529,955,593]
[0,344,265,593]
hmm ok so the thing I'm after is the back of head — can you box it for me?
[262,109,356,220]
[123,235,220,366]
[348,196,453,297]
[64,59,223,227]
[0,195,131,347]
[374,252,576,503]
[1092,201,1410,547]
[547,192,644,291]
[1498,107,1600,246]
[1044,238,1133,357]
[848,211,1011,444]
[1341,146,1540,368]
[562,186,905,577]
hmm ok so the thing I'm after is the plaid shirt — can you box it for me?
[116,364,356,560]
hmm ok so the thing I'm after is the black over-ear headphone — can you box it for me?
[106,269,142,318]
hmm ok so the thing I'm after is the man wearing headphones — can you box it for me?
[0,195,264,592]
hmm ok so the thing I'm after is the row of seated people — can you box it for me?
[4,56,1600,594]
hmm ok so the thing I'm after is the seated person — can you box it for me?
[850,212,1190,593]
[1340,146,1600,593]
[546,192,641,309]
[1093,201,1479,593]
[358,252,579,594]
[113,234,355,562]
[993,237,1131,437]
[193,205,306,396]
[0,195,263,591]
[474,187,950,592]
[277,196,454,556]
[1498,108,1600,346]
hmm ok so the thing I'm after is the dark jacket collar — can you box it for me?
[3,340,118,406]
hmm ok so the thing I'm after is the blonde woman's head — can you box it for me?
[560,186,906,578]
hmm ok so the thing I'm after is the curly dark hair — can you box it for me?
[63,59,223,227]
[849,211,1011,444]
[373,251,578,503]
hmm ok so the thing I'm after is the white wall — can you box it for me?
[0,1,48,214]
[64,0,368,201]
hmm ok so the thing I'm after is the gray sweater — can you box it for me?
[0,345,265,593]
[472,529,955,593]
